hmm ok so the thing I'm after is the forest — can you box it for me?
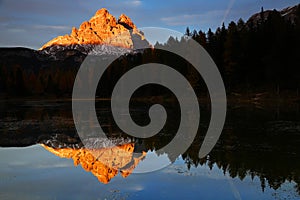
[186,5,300,96]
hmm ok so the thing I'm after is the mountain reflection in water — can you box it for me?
[41,142,146,184]
[1,100,300,196]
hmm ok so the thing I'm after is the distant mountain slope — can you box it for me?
[248,4,300,24]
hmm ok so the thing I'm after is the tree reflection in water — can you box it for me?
[1,100,300,193]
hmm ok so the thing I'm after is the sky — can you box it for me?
[0,0,299,49]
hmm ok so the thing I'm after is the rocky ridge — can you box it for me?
[40,8,148,50]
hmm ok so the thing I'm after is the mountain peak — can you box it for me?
[40,8,148,50]
[95,8,109,16]
[118,13,136,29]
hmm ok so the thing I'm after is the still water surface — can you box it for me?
[0,100,300,199]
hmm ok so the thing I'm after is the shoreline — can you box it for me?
[1,91,300,104]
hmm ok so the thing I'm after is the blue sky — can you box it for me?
[0,0,299,49]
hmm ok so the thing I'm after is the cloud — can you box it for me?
[0,23,71,49]
[0,23,71,34]
[0,0,80,16]
[7,160,73,169]
[161,14,202,26]
[161,10,226,26]
[129,0,142,7]
[34,162,73,169]
[6,28,25,33]
[0,16,15,23]
[32,25,71,31]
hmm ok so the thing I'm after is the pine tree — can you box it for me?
[185,27,191,36]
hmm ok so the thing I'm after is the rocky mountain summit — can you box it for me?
[40,8,148,50]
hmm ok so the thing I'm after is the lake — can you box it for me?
[0,99,300,200]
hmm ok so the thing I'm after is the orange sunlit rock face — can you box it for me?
[40,8,146,50]
[41,143,146,184]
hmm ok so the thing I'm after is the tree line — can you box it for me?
[183,5,300,96]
